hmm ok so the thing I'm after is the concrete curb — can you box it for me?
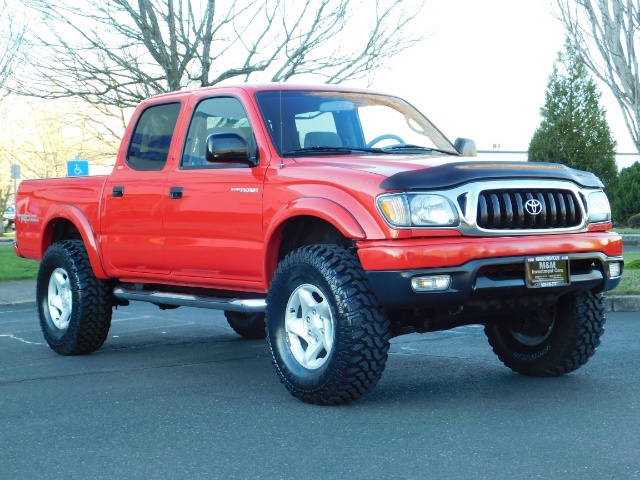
[620,234,640,246]
[603,295,640,312]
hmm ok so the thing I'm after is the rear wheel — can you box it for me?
[266,245,390,405]
[485,292,605,376]
[224,311,266,339]
[37,240,113,355]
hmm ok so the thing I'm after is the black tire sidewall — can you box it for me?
[37,244,82,349]
[268,260,342,391]
[224,311,266,339]
[485,292,604,375]
[36,240,112,355]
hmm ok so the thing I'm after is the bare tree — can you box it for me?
[16,0,425,109]
[555,0,640,153]
[0,0,26,94]
[0,98,121,181]
[0,0,26,215]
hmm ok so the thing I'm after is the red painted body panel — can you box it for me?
[15,176,109,278]
[357,233,624,271]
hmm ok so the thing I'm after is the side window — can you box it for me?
[181,96,254,168]
[127,102,181,171]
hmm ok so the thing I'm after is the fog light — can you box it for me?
[411,275,451,292]
[609,261,622,278]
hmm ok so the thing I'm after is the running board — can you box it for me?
[113,286,266,313]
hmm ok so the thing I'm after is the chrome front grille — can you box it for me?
[476,189,582,230]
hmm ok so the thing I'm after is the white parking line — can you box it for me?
[0,334,43,345]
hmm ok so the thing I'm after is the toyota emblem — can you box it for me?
[525,199,542,215]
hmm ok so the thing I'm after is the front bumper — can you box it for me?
[357,233,624,310]
[365,252,623,310]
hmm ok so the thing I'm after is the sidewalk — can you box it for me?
[1,278,638,311]
[0,279,37,306]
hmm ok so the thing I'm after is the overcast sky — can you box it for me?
[359,0,636,154]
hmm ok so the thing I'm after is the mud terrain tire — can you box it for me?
[37,240,113,355]
[266,245,390,405]
[485,292,605,376]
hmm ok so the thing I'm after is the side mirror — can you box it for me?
[454,138,477,157]
[205,132,257,166]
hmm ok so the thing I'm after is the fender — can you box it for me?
[262,196,385,283]
[269,196,367,238]
[40,204,108,279]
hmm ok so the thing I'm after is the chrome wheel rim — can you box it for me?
[285,284,334,370]
[47,268,72,331]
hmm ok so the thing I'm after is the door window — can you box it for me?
[127,102,181,171]
[181,97,255,168]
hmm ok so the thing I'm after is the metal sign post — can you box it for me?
[10,164,20,204]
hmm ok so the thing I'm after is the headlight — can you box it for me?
[377,194,459,227]
[587,191,611,223]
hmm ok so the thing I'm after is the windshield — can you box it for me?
[254,90,457,156]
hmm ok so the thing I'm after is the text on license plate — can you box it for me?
[524,255,570,288]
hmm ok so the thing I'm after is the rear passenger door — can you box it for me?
[103,102,181,276]
[163,95,268,288]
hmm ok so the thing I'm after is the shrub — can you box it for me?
[628,213,640,229]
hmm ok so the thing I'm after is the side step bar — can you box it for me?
[113,285,266,313]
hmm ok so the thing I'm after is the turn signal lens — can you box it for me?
[378,195,410,227]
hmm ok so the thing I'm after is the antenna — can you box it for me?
[279,83,284,169]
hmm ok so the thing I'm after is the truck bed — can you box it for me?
[15,176,108,261]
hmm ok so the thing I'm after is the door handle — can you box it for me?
[112,186,124,197]
[169,186,184,199]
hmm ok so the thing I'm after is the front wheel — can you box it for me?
[37,240,113,355]
[266,245,390,405]
[485,292,605,376]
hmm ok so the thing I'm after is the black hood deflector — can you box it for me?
[379,161,603,191]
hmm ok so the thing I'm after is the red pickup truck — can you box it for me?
[14,84,624,404]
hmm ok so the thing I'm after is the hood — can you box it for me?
[293,156,604,190]
[292,153,456,178]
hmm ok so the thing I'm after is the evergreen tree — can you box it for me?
[608,162,640,223]
[528,39,617,188]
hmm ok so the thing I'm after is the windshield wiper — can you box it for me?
[282,146,382,156]
[282,146,354,156]
[381,144,459,155]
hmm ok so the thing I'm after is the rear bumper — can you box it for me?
[357,233,624,310]
[13,241,24,258]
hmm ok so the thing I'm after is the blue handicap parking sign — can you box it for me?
[67,160,90,177]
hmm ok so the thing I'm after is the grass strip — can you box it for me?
[0,246,40,281]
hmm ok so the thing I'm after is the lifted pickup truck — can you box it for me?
[14,84,623,404]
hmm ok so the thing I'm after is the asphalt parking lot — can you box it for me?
[1,302,639,479]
